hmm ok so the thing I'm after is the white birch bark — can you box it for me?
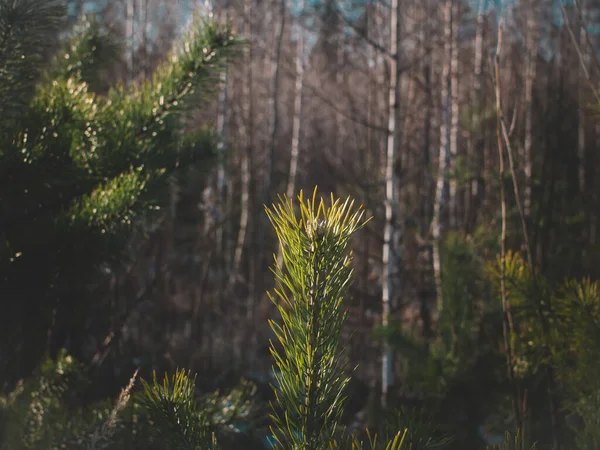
[335,38,344,166]
[470,0,484,204]
[524,1,538,218]
[265,0,285,205]
[257,0,285,320]
[275,0,305,269]
[381,0,400,408]
[285,1,305,202]
[215,0,229,258]
[449,0,459,229]
[230,0,253,294]
[140,0,150,79]
[432,0,452,317]
[126,0,135,82]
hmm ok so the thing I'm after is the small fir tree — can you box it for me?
[265,189,369,448]
[265,189,414,449]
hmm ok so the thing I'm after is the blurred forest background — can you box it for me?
[3,0,600,448]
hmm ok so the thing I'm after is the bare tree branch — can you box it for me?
[494,21,523,436]
[560,2,600,104]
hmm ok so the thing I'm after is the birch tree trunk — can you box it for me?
[432,0,452,318]
[285,1,305,202]
[140,0,150,79]
[259,0,286,309]
[230,0,253,301]
[335,38,344,167]
[524,0,538,219]
[420,0,433,344]
[449,0,459,229]
[275,0,305,269]
[381,0,400,408]
[578,1,587,267]
[215,0,229,261]
[126,0,135,82]
[467,0,485,230]
[265,0,285,206]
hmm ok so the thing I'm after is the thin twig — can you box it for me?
[572,0,600,78]
[500,115,533,269]
[494,22,523,434]
[334,4,394,58]
[497,22,560,448]
[560,2,600,104]
[509,102,518,138]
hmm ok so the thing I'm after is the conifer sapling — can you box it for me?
[265,188,369,449]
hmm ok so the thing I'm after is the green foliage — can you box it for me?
[47,14,121,92]
[447,156,473,188]
[202,379,263,431]
[140,369,219,450]
[551,278,600,392]
[264,190,440,450]
[438,233,483,360]
[344,429,410,450]
[549,279,600,450]
[486,431,535,450]
[139,369,264,450]
[571,393,600,450]
[0,350,137,450]
[1,356,263,450]
[384,408,452,449]
[382,233,487,397]
[484,251,552,379]
[0,0,238,385]
[484,252,600,448]
[265,189,369,449]
[484,252,600,392]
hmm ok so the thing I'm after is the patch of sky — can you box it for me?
[67,0,106,18]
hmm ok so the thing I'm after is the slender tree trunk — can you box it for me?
[449,0,459,229]
[126,0,135,82]
[285,4,305,202]
[265,0,285,204]
[335,37,344,166]
[381,0,400,408]
[276,0,305,268]
[593,123,599,249]
[359,3,375,373]
[524,1,538,219]
[432,0,452,318]
[402,73,415,200]
[230,0,253,304]
[140,0,151,80]
[212,0,230,321]
[257,0,285,321]
[578,1,588,268]
[467,0,485,231]
[420,0,433,345]
[215,0,229,262]
[578,10,586,195]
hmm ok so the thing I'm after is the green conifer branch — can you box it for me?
[140,369,219,450]
[48,14,121,92]
[265,188,370,449]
